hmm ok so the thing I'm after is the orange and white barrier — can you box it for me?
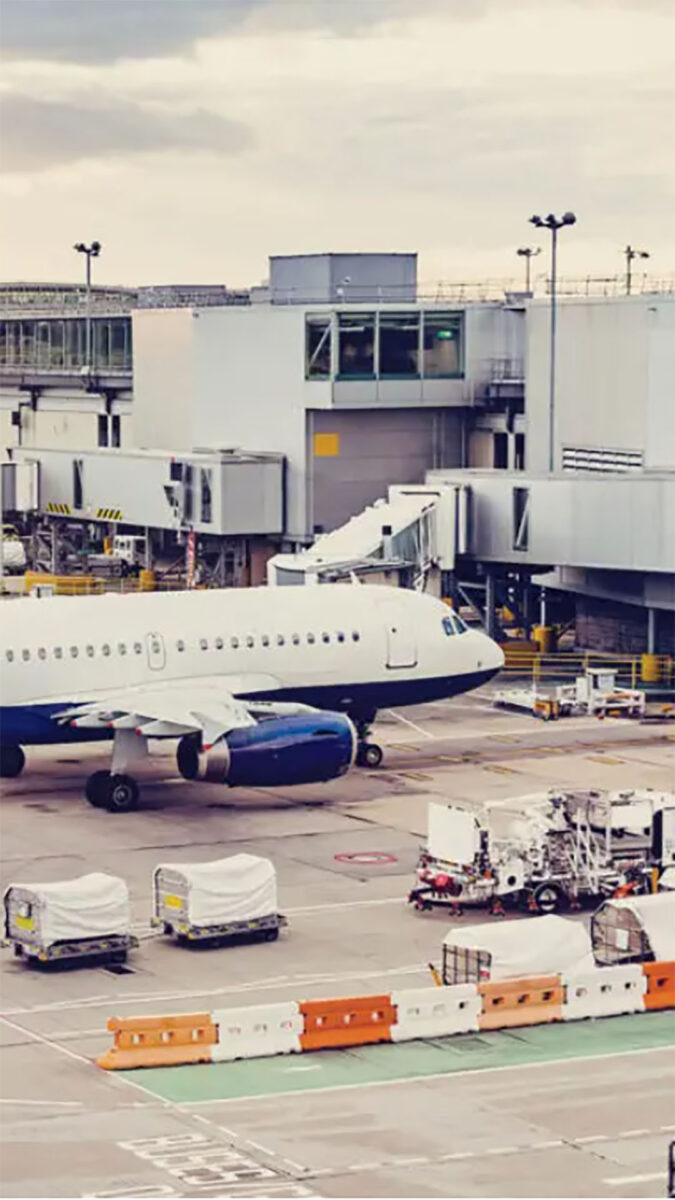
[97,960,675,1070]
[391,985,480,1041]
[562,964,645,1020]
[211,1001,302,1061]
[478,974,564,1030]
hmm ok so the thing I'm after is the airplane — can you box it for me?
[0,582,504,812]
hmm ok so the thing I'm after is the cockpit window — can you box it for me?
[443,612,469,636]
[442,616,455,637]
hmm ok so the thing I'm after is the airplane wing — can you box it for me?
[54,678,321,750]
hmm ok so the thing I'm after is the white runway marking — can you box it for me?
[0,1097,84,1107]
[604,1172,665,1186]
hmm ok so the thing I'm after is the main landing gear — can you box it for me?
[85,771,140,813]
[84,729,145,813]
[354,719,384,769]
[0,744,25,778]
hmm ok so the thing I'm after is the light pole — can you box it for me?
[516,246,541,294]
[529,212,576,473]
[624,245,649,295]
[73,241,101,373]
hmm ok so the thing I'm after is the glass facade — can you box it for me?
[0,317,132,372]
[306,309,463,380]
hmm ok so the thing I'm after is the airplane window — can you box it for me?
[70,646,79,658]
[86,645,95,657]
[134,642,142,654]
[352,631,360,642]
[118,643,126,656]
[322,632,330,644]
[102,644,111,656]
[22,648,30,661]
[6,650,14,662]
[307,632,316,644]
[246,635,254,648]
[442,616,455,637]
[277,634,285,647]
[231,636,239,649]
[53,647,62,660]
[38,647,47,660]
[337,631,345,643]
[176,639,185,652]
[292,634,300,646]
[261,635,270,648]
[199,638,208,651]
[215,637,224,650]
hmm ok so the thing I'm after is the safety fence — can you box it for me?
[499,647,674,688]
[97,959,675,1070]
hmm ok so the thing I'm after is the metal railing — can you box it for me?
[500,650,674,688]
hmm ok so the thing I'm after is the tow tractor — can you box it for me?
[408,794,661,917]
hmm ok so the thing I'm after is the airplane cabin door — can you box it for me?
[146,632,166,671]
[379,602,418,669]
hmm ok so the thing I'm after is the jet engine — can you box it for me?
[176,712,356,788]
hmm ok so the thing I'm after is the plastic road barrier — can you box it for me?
[299,994,395,1050]
[478,975,564,1030]
[562,964,646,1020]
[98,1013,217,1070]
[211,1002,302,1061]
[391,984,480,1041]
[642,961,675,1010]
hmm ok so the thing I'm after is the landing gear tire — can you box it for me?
[104,774,140,814]
[357,743,383,769]
[532,882,564,915]
[0,744,25,778]
[85,770,112,808]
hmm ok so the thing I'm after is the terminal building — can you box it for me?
[1,253,673,653]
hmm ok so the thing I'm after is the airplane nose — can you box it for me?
[476,632,505,674]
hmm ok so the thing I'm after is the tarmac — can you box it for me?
[1,690,674,1198]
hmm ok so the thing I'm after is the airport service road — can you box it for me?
[1,692,674,1198]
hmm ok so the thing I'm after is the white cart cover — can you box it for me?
[428,804,481,864]
[607,893,675,960]
[156,854,277,925]
[443,914,593,980]
[5,873,130,946]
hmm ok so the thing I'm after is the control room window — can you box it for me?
[72,459,84,510]
[513,487,530,551]
[306,315,332,379]
[338,313,375,378]
[379,312,420,377]
[422,312,463,377]
[98,414,109,447]
[200,469,213,524]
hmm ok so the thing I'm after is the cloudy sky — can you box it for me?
[1,0,673,288]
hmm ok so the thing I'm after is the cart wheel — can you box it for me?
[109,950,127,965]
[533,883,564,914]
[263,927,279,942]
[162,923,173,936]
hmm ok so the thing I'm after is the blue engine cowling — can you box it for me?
[176,712,356,788]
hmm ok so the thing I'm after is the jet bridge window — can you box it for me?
[306,315,333,379]
[200,469,213,524]
[513,486,530,551]
[72,458,84,510]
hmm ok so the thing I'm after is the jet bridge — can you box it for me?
[268,484,467,590]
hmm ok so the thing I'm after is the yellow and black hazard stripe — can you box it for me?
[45,502,72,515]
[96,507,123,521]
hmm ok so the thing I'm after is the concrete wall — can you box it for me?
[309,408,462,532]
[526,295,675,472]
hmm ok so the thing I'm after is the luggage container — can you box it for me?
[153,853,285,945]
[591,892,675,965]
[3,873,134,965]
[441,913,593,983]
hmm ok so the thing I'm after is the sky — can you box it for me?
[1,0,674,289]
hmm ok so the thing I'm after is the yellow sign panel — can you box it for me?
[163,894,183,909]
[313,432,340,457]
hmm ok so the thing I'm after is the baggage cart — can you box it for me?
[3,873,135,965]
[153,853,286,945]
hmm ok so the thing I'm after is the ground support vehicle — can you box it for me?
[408,795,657,917]
[493,668,646,721]
[152,853,285,946]
[2,873,135,966]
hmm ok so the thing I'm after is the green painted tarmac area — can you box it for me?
[120,1011,675,1105]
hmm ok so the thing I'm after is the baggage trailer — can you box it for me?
[153,853,286,945]
[408,795,656,917]
[3,873,135,965]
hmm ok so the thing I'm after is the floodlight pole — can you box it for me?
[529,213,577,473]
[73,241,101,373]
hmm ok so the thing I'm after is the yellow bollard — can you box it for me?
[641,654,662,684]
[532,625,556,654]
[138,569,156,592]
